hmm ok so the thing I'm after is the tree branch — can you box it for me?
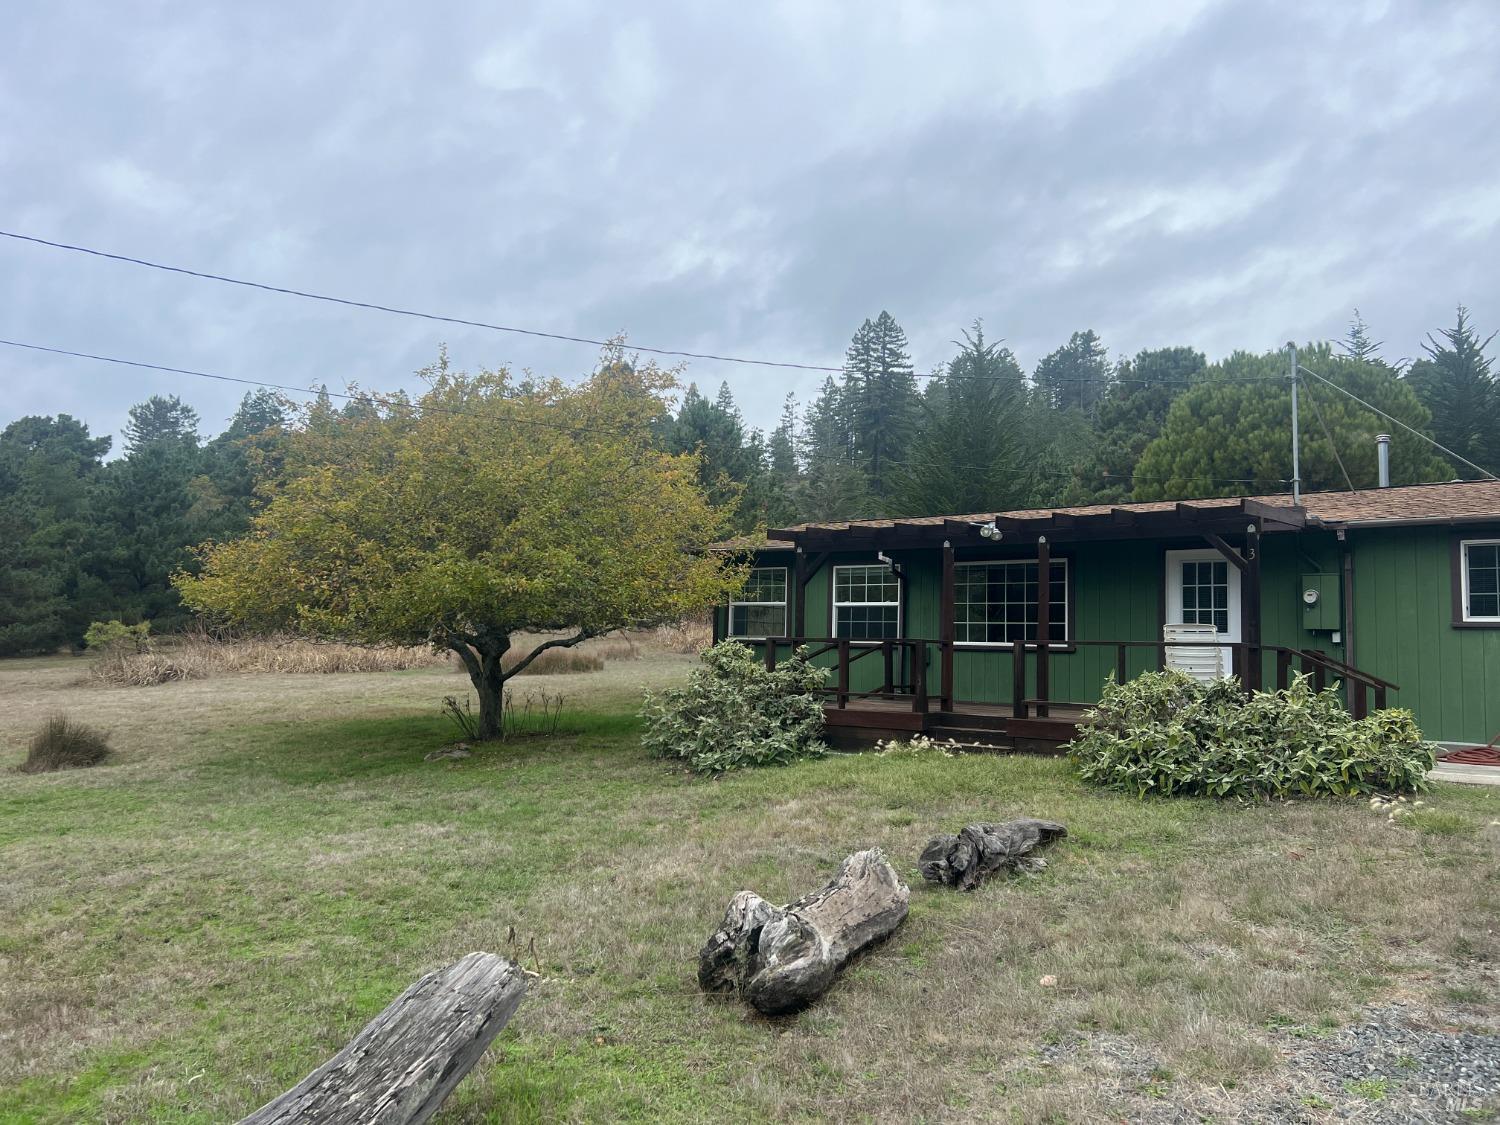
[505,630,593,679]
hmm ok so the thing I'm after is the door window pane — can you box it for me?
[1181,560,1231,634]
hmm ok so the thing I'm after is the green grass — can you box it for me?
[2,655,1499,1122]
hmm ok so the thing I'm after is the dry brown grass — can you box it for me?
[17,715,111,773]
[81,628,689,686]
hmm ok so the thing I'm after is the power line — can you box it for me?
[1297,363,1498,481]
[2,228,1281,390]
[0,229,844,374]
[1301,373,1356,492]
[0,337,645,440]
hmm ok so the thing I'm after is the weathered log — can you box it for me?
[699,847,909,1015]
[238,952,526,1125]
[919,818,1067,891]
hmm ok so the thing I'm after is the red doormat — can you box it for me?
[1441,745,1500,767]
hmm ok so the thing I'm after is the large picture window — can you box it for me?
[728,567,787,638]
[1461,539,1500,623]
[954,559,1068,644]
[832,564,900,640]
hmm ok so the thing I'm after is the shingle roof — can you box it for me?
[715,479,1500,550]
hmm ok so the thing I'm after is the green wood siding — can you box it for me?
[727,523,1497,743]
[1350,527,1500,744]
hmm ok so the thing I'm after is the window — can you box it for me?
[832,564,900,640]
[954,559,1068,644]
[1179,559,1230,633]
[728,567,787,638]
[1461,539,1500,623]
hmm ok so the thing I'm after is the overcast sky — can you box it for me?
[3,0,1498,450]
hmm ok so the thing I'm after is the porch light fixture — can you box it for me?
[977,521,1003,540]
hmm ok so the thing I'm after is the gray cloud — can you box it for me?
[2,0,1497,449]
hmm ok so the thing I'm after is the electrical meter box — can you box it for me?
[1300,572,1341,632]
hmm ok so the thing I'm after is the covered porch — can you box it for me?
[728,496,1397,750]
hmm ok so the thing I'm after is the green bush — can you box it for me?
[1069,670,1434,799]
[641,641,828,773]
[20,715,112,773]
[83,619,151,653]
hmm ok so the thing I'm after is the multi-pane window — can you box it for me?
[832,565,900,640]
[728,567,787,638]
[1180,559,1230,633]
[954,560,1068,644]
[1463,540,1500,621]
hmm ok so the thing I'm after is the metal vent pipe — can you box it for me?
[1376,433,1391,488]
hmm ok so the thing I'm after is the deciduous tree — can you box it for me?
[176,353,742,739]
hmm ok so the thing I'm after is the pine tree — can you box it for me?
[122,394,200,454]
[1133,344,1451,499]
[1405,306,1499,476]
[1034,330,1112,416]
[764,394,802,527]
[664,382,766,534]
[1062,347,1206,502]
[0,415,112,653]
[844,311,918,507]
[798,376,870,521]
[893,323,1033,515]
[1340,309,1385,364]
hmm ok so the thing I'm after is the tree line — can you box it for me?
[2,307,1496,655]
[666,307,1497,533]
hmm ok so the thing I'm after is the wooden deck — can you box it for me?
[821,697,1090,753]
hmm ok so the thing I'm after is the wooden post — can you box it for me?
[1276,648,1291,690]
[882,640,894,697]
[1115,644,1127,686]
[1035,536,1050,718]
[940,540,955,712]
[793,548,807,642]
[912,641,929,714]
[1244,522,1262,691]
[1011,639,1026,719]
[837,638,850,709]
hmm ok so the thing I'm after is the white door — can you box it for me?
[1164,549,1241,673]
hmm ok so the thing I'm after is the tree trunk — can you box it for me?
[918,818,1067,891]
[449,637,510,740]
[699,848,909,1016]
[237,952,526,1125]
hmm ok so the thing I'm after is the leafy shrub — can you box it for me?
[1069,670,1435,799]
[641,641,827,772]
[84,619,151,653]
[20,715,111,773]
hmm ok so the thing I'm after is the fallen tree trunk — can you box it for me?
[919,818,1067,891]
[238,951,526,1125]
[699,848,909,1016]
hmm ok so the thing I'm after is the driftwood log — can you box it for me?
[699,848,909,1015]
[919,818,1068,891]
[238,952,526,1125]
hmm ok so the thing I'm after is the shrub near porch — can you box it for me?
[1069,671,1435,799]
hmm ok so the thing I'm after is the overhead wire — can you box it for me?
[5,228,1275,389]
[1297,363,1498,481]
[1299,373,1356,491]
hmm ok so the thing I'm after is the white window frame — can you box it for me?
[1460,538,1500,623]
[727,566,788,640]
[952,557,1070,648]
[830,563,902,641]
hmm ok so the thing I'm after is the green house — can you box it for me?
[712,480,1500,750]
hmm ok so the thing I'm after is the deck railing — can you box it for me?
[758,636,1397,721]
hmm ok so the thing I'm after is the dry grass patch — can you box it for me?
[17,715,110,773]
[82,629,669,686]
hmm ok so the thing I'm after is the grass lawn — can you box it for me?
[2,652,1498,1122]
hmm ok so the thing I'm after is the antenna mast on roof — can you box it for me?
[1287,342,1301,505]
